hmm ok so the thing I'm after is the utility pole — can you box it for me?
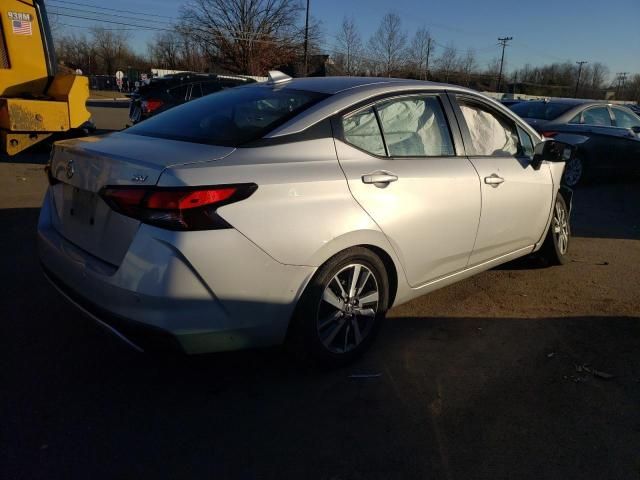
[574,61,588,98]
[425,36,433,80]
[496,36,513,93]
[616,72,628,98]
[303,0,310,76]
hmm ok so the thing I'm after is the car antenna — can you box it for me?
[267,70,292,85]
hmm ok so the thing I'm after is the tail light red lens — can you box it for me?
[541,131,558,138]
[141,98,164,114]
[100,184,257,230]
[145,188,236,210]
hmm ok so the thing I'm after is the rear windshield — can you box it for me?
[510,102,575,120]
[127,86,328,146]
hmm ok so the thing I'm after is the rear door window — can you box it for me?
[582,107,612,126]
[189,83,203,99]
[612,107,640,129]
[341,107,386,156]
[167,84,189,102]
[376,96,455,157]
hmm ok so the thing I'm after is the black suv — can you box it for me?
[128,73,255,124]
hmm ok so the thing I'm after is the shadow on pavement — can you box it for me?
[2,206,640,479]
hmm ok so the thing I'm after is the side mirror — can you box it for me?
[531,139,576,169]
[631,126,640,134]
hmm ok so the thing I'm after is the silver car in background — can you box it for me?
[39,73,572,366]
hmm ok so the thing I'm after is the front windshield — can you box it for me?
[510,102,575,120]
[127,86,328,146]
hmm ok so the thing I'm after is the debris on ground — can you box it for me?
[583,366,614,379]
[564,374,587,383]
[571,259,609,266]
[574,364,615,380]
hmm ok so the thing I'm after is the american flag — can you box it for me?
[12,19,32,36]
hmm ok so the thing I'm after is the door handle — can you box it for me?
[362,171,398,187]
[484,173,504,188]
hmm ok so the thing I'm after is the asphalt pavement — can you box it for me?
[1,103,639,480]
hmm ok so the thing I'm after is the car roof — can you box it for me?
[523,98,607,107]
[258,76,540,141]
[263,76,450,95]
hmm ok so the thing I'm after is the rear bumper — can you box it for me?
[38,188,315,354]
[42,265,182,352]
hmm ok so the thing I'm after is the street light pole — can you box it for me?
[574,61,587,98]
[496,36,512,93]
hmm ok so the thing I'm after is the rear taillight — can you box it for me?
[541,131,558,138]
[100,184,257,230]
[141,98,164,114]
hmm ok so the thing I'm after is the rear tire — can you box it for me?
[562,155,584,187]
[287,247,389,368]
[540,194,571,265]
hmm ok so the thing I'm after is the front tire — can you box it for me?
[540,194,571,265]
[287,247,389,367]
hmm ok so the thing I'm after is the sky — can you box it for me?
[46,0,640,79]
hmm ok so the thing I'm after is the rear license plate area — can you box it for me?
[67,186,98,226]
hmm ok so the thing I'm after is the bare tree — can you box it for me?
[172,25,211,72]
[54,32,96,73]
[460,48,477,86]
[587,62,609,94]
[335,16,362,75]
[90,27,132,76]
[178,0,305,75]
[148,31,182,70]
[408,27,433,80]
[485,57,501,88]
[627,73,640,102]
[367,13,407,77]
[437,42,457,82]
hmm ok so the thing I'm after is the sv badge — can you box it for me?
[131,174,148,183]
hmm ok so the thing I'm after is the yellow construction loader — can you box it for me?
[0,0,90,155]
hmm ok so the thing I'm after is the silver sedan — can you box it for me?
[39,73,572,365]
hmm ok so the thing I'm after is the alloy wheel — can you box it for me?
[317,263,379,354]
[552,199,569,255]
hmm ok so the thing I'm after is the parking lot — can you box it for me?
[2,104,640,479]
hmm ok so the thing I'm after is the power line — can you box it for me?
[48,4,174,27]
[50,12,164,30]
[48,0,176,21]
[49,11,310,48]
[496,36,512,92]
[49,6,310,43]
[53,21,140,31]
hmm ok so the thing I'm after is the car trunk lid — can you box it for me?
[49,133,235,266]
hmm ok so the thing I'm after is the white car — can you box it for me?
[39,73,572,365]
